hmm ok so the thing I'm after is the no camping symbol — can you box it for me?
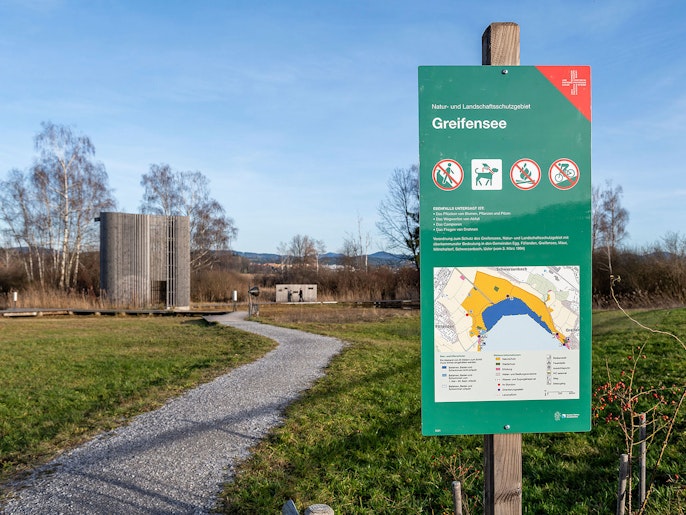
[510,158,541,190]
[549,158,580,190]
[432,159,463,191]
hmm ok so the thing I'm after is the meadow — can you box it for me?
[0,315,276,490]
[219,305,685,514]
[1,306,684,513]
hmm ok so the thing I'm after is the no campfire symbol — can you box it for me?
[510,158,541,191]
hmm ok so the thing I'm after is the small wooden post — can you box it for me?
[617,453,629,515]
[482,22,522,515]
[452,481,463,515]
[638,413,647,507]
[282,499,300,515]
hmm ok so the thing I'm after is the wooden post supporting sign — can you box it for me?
[482,22,522,515]
[482,22,520,67]
[484,431,522,514]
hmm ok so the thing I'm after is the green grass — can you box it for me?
[219,306,686,514]
[1,307,683,513]
[0,315,276,486]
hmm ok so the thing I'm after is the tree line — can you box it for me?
[0,123,416,303]
[0,123,237,292]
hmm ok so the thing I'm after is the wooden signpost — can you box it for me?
[419,22,592,515]
[482,23,522,515]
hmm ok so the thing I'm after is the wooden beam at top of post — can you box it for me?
[482,22,520,66]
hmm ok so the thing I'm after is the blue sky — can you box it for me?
[1,0,685,254]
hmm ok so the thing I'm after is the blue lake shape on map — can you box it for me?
[481,314,560,352]
[482,298,551,335]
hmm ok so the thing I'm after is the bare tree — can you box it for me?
[591,183,603,252]
[0,169,39,283]
[659,231,686,258]
[341,215,372,271]
[279,234,325,270]
[593,180,629,273]
[140,164,238,271]
[340,235,361,270]
[140,164,183,216]
[376,165,419,269]
[0,122,116,289]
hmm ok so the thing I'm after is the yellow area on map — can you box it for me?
[462,270,565,346]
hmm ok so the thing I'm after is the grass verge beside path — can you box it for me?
[219,305,685,515]
[0,315,276,489]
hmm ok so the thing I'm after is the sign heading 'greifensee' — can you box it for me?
[431,117,508,130]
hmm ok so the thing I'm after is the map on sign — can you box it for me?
[434,266,580,354]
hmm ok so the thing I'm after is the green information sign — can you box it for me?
[419,66,592,435]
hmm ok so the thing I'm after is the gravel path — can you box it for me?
[2,312,345,514]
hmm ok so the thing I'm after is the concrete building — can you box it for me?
[99,212,191,309]
[275,284,317,303]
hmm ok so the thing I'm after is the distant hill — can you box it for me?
[233,250,410,267]
[367,251,411,266]
[233,251,281,263]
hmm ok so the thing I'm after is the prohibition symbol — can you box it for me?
[549,158,580,190]
[510,158,541,190]
[432,159,463,191]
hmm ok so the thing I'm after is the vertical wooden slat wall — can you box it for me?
[99,212,190,309]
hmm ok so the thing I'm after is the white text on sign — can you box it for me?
[432,117,507,130]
